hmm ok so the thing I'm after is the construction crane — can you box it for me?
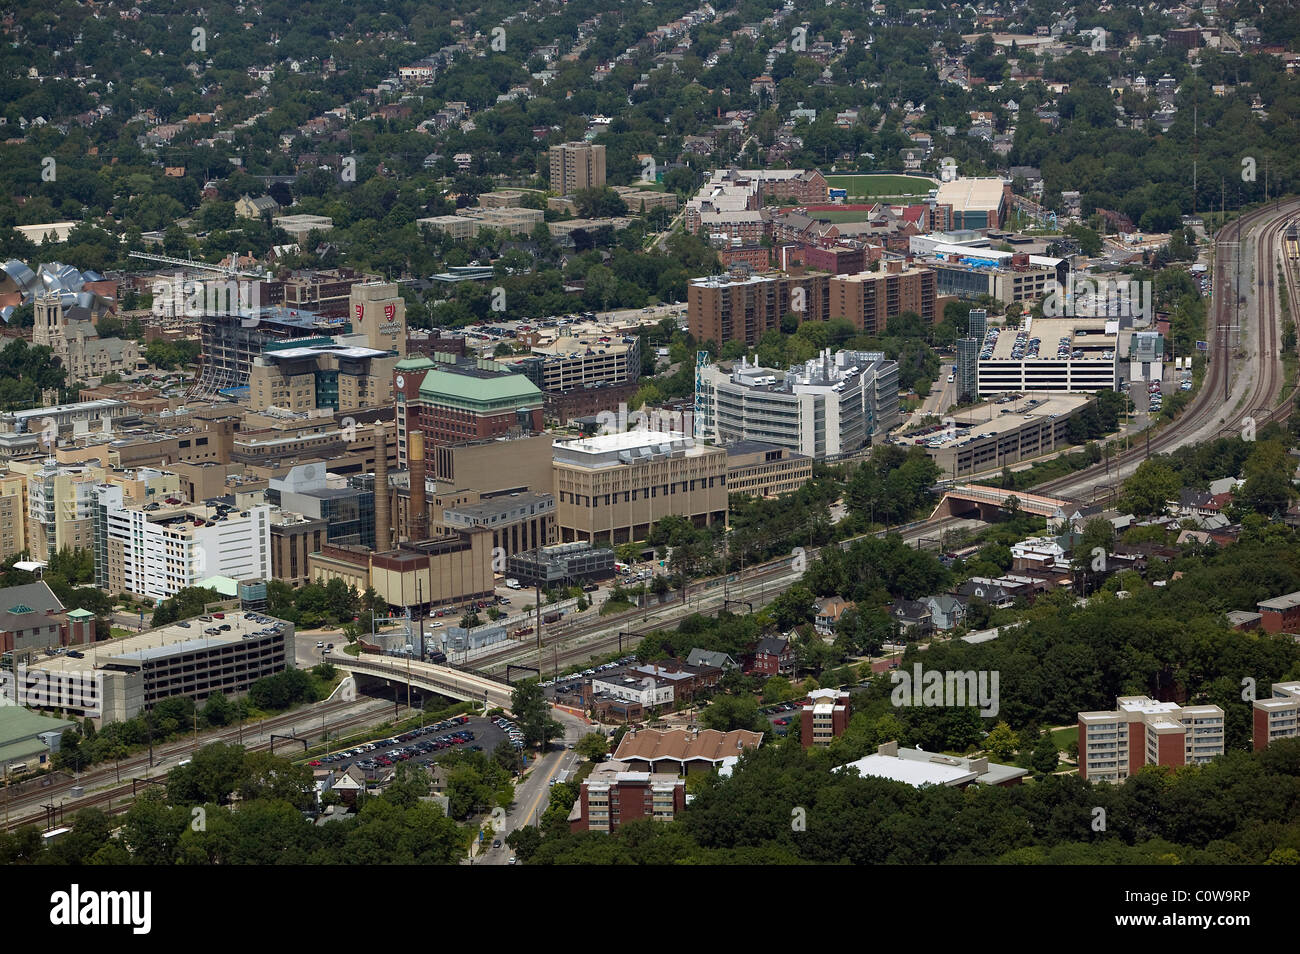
[128,250,262,280]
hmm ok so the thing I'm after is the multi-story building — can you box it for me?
[549,142,607,194]
[976,317,1118,395]
[307,531,495,612]
[93,486,272,600]
[393,354,543,449]
[551,431,728,545]
[612,727,763,774]
[801,689,852,748]
[932,177,1009,230]
[0,399,139,461]
[23,614,293,721]
[829,263,936,332]
[724,441,813,497]
[269,510,328,588]
[1077,696,1226,783]
[248,342,400,413]
[0,471,28,561]
[683,168,828,233]
[568,762,685,833]
[26,461,106,558]
[440,492,556,561]
[267,463,377,549]
[688,271,831,347]
[696,350,900,459]
[928,255,1063,305]
[1257,592,1300,633]
[1253,682,1300,749]
[955,336,980,401]
[512,334,641,393]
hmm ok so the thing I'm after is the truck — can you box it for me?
[505,578,521,589]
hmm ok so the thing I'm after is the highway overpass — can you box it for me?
[336,655,516,710]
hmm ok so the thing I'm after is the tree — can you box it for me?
[575,732,609,762]
[1120,459,1181,516]
[1030,730,1060,774]
[511,679,560,749]
[698,694,766,733]
[984,721,1020,762]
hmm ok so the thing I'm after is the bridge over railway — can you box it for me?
[335,655,516,710]
[930,484,1076,522]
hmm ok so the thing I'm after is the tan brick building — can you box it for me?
[552,431,728,545]
[829,262,936,333]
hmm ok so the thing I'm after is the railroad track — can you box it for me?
[1,698,389,831]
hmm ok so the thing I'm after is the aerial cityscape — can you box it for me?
[0,0,1297,899]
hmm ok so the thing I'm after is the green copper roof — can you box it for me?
[418,368,542,411]
[396,356,437,371]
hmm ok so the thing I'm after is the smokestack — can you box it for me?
[374,422,391,552]
[409,430,428,541]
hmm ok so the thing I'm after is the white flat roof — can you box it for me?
[838,753,975,787]
[557,430,689,453]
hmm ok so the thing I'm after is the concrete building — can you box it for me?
[829,263,937,332]
[549,141,607,194]
[22,613,294,722]
[977,317,1119,395]
[839,740,1027,787]
[1252,682,1300,750]
[0,708,76,776]
[308,533,495,611]
[440,492,556,561]
[93,487,272,601]
[801,688,852,748]
[724,441,813,497]
[929,256,1063,305]
[919,392,1096,479]
[271,213,334,242]
[0,471,27,562]
[932,177,1009,229]
[512,333,641,393]
[696,350,900,459]
[688,271,831,347]
[552,431,728,545]
[1077,696,1226,783]
[568,761,685,833]
[248,342,400,413]
[26,461,106,558]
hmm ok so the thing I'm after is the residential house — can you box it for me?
[745,635,794,676]
[923,594,966,632]
[814,597,855,635]
[889,598,933,636]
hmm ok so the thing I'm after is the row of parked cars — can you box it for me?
[493,716,526,749]
[308,716,474,768]
[540,657,636,690]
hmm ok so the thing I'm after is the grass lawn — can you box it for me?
[109,627,135,639]
[824,173,935,196]
[1051,725,1078,754]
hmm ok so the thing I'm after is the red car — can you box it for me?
[307,760,322,766]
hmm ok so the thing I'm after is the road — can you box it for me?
[473,709,588,865]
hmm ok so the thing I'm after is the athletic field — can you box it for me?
[825,173,936,197]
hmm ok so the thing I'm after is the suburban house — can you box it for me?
[923,594,966,631]
[686,648,739,670]
[814,597,855,635]
[745,635,794,676]
[889,598,933,636]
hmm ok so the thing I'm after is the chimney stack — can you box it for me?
[373,422,391,551]
[409,430,428,541]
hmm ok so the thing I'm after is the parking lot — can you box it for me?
[306,715,512,777]
[760,700,803,738]
[542,655,639,696]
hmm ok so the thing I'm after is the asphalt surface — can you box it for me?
[306,715,511,777]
